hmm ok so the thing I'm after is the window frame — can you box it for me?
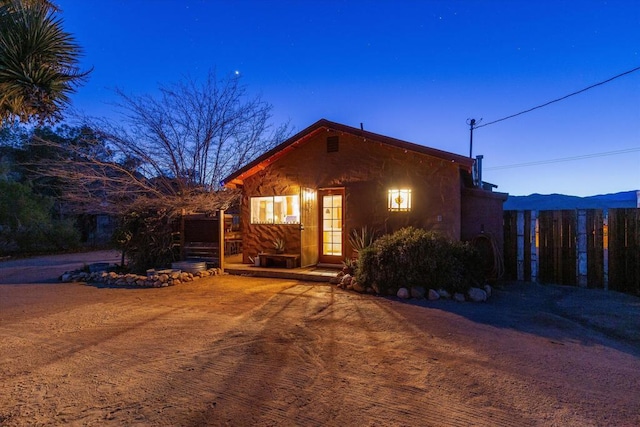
[250,194,301,225]
[387,188,412,212]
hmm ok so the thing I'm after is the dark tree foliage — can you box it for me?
[0,179,79,254]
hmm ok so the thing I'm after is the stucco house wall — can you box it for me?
[224,119,505,267]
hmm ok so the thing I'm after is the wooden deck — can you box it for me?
[224,254,340,283]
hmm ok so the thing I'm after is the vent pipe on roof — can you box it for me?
[360,122,364,131]
[474,155,484,188]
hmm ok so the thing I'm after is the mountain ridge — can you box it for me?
[504,190,639,210]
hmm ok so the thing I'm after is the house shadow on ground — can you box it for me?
[395,281,640,357]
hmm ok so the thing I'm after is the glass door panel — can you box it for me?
[319,190,344,263]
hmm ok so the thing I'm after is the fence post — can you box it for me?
[603,209,609,290]
[531,210,538,283]
[577,209,588,287]
[517,211,525,281]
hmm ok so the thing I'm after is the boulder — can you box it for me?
[397,287,410,299]
[428,289,440,300]
[468,287,487,302]
[340,274,352,287]
[437,289,451,299]
[483,284,492,298]
[453,292,466,302]
[352,281,366,293]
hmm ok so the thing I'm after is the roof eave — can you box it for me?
[221,119,474,187]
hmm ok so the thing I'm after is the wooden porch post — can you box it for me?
[218,209,225,273]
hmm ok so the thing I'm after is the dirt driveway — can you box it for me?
[1,254,639,426]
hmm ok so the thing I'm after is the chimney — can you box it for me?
[474,155,484,188]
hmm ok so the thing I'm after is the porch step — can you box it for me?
[224,267,336,283]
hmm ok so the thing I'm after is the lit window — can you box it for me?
[388,189,412,211]
[251,195,300,224]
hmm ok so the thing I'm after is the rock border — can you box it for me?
[59,266,222,288]
[330,269,492,302]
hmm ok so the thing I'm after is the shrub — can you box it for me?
[356,246,378,291]
[355,226,484,295]
[113,211,177,274]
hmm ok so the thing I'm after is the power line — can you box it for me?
[475,66,640,129]
[485,147,640,171]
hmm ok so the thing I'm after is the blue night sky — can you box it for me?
[56,0,639,197]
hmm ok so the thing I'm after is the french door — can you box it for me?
[318,188,344,264]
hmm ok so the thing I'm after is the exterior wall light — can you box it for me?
[388,189,412,212]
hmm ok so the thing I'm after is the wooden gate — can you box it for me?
[504,208,640,296]
[586,210,604,288]
[609,208,640,295]
[538,210,576,285]
[503,211,518,281]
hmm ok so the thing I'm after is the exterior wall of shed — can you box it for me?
[239,130,464,265]
[460,187,507,256]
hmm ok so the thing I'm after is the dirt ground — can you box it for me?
[1,252,639,426]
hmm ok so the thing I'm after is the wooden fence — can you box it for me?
[174,211,225,268]
[504,208,640,295]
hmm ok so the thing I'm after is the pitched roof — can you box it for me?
[221,118,474,188]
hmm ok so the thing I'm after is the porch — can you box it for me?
[224,254,340,283]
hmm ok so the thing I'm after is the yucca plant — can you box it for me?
[348,226,376,254]
[0,0,90,124]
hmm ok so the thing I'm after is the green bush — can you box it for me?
[354,226,484,295]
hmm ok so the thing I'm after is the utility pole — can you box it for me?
[467,118,476,158]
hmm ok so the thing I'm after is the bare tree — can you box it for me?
[32,71,291,217]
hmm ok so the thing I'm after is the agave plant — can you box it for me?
[348,226,376,254]
[273,238,285,253]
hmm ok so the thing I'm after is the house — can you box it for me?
[222,119,507,267]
